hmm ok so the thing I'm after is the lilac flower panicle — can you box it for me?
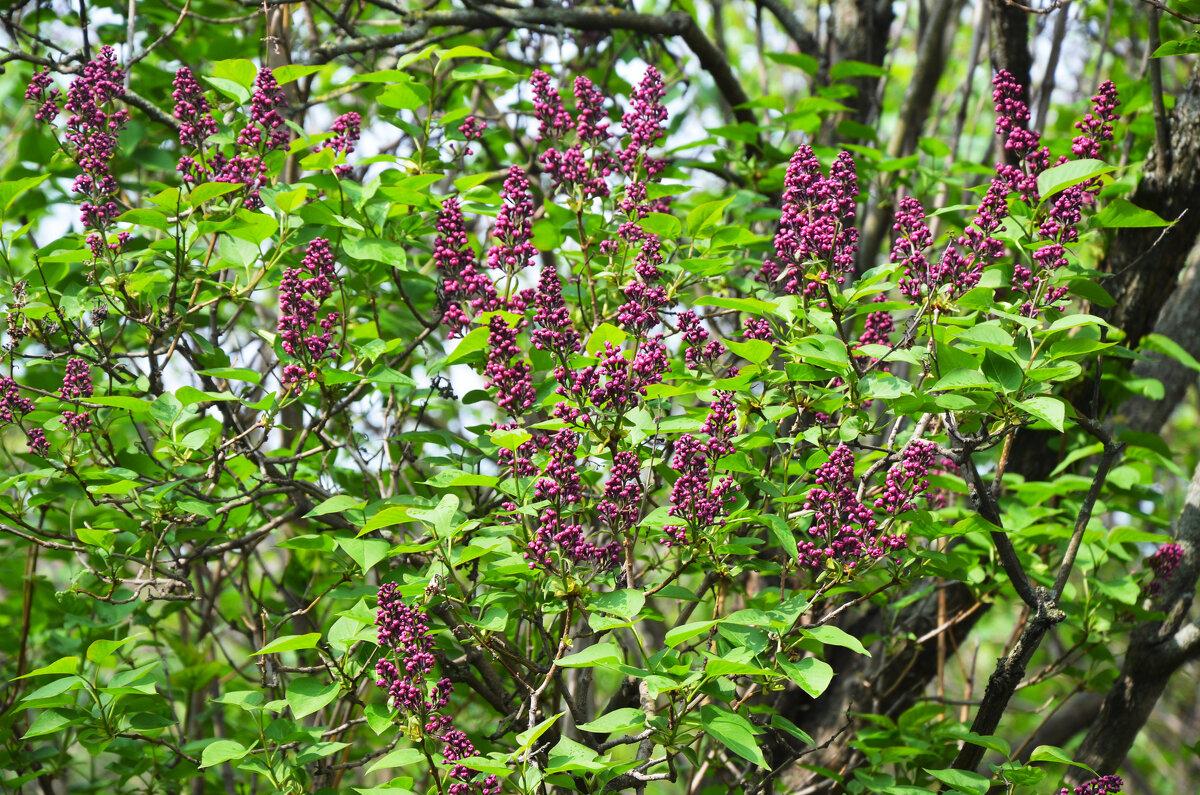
[61,357,93,399]
[532,265,581,354]
[46,46,130,230]
[764,145,859,299]
[325,112,362,177]
[486,166,537,275]
[530,70,573,141]
[1057,775,1123,795]
[573,76,611,143]
[664,393,741,547]
[1073,81,1120,159]
[484,315,534,416]
[874,440,936,515]
[457,115,485,156]
[278,237,339,385]
[619,67,668,177]
[26,68,61,123]
[798,445,906,569]
[678,310,722,370]
[1146,542,1184,597]
[0,378,35,425]
[238,68,290,152]
[434,198,496,337]
[172,67,218,150]
[27,428,49,456]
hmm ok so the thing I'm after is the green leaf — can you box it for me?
[1015,396,1066,432]
[1141,333,1200,372]
[1029,745,1096,776]
[286,677,340,719]
[576,707,646,734]
[1036,159,1112,200]
[304,494,366,518]
[454,756,513,777]
[686,197,733,239]
[82,395,153,413]
[273,64,326,84]
[365,747,424,774]
[764,514,799,562]
[637,212,682,240]
[335,537,391,572]
[830,60,888,81]
[22,708,81,738]
[440,325,490,367]
[200,739,250,768]
[1152,34,1200,57]
[923,769,990,795]
[803,625,870,656]
[253,633,321,656]
[724,339,773,365]
[450,63,513,81]
[14,656,80,680]
[1093,198,1171,228]
[189,182,244,208]
[556,642,622,668]
[86,634,143,664]
[546,736,607,772]
[589,590,645,619]
[779,657,835,698]
[699,705,766,768]
[515,712,563,752]
[665,619,720,647]
[585,322,627,356]
[357,506,413,534]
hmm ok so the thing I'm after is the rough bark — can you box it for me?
[1121,237,1200,433]
[828,0,894,129]
[1098,64,1200,349]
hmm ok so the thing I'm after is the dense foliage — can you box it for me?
[3,2,1200,794]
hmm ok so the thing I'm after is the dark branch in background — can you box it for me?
[1097,65,1200,348]
[950,425,1123,775]
[1069,458,1200,781]
[1147,6,1172,181]
[1122,239,1200,434]
[307,7,758,129]
[754,0,819,58]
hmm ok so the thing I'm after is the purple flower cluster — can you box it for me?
[201,67,290,207]
[858,294,895,347]
[238,68,290,152]
[678,310,722,370]
[0,377,35,426]
[61,357,94,399]
[1073,82,1120,160]
[172,67,218,182]
[524,430,619,569]
[761,146,859,300]
[1057,775,1123,795]
[532,264,581,356]
[484,315,535,416]
[28,47,129,230]
[434,198,496,337]
[597,450,643,536]
[457,115,485,156]
[664,392,740,547]
[744,317,773,341]
[874,440,935,515]
[1145,542,1184,598]
[617,235,669,332]
[324,112,361,177]
[25,68,60,122]
[374,584,499,795]
[798,445,906,569]
[279,237,339,386]
[533,71,616,201]
[486,166,537,276]
[559,337,669,419]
